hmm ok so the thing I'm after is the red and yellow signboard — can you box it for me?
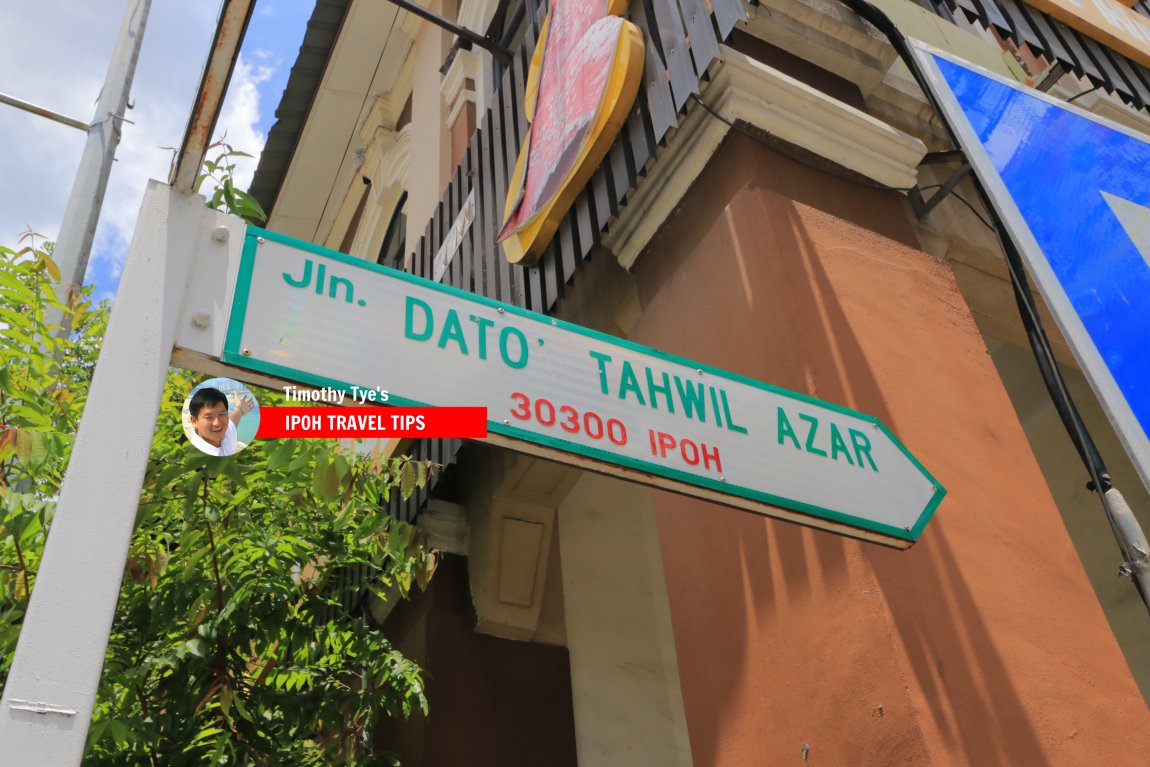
[497,0,645,265]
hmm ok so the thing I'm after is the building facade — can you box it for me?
[249,0,1150,763]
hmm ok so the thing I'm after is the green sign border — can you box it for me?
[224,226,946,543]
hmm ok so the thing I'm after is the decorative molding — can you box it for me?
[371,123,412,192]
[457,0,501,33]
[739,0,1022,143]
[456,449,574,645]
[359,85,412,146]
[745,0,897,96]
[441,48,479,127]
[604,45,927,269]
[399,5,423,39]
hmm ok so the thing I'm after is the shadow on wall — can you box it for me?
[632,132,1059,766]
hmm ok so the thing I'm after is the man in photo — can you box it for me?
[188,387,254,457]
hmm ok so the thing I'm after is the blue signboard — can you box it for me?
[912,41,1150,491]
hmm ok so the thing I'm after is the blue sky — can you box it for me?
[0,0,313,303]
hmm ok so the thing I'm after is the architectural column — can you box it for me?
[441,48,480,169]
[557,473,693,767]
[405,2,453,262]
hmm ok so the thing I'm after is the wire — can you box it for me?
[1067,83,1102,103]
[916,184,997,231]
[311,10,401,244]
[833,0,1112,481]
[833,0,1150,612]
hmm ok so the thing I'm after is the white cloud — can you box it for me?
[0,1,283,292]
[211,55,276,193]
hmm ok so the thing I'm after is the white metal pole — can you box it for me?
[0,91,89,132]
[51,0,152,313]
[0,182,206,765]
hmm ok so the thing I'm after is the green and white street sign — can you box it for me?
[214,227,943,547]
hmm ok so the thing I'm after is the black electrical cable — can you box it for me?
[917,184,997,231]
[836,0,1112,493]
[1004,239,1111,487]
[836,0,1150,617]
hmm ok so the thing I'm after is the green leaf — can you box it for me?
[39,253,61,282]
[399,462,415,501]
[13,429,49,469]
[312,459,340,502]
[13,427,29,464]
[266,440,294,471]
[219,684,233,718]
[231,691,251,722]
[107,719,130,747]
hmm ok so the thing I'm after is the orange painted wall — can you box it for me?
[631,133,1150,765]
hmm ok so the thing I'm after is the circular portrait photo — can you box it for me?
[182,378,260,457]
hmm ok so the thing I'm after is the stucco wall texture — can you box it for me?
[632,134,1150,766]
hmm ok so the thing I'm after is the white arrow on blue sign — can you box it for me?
[912,41,1150,493]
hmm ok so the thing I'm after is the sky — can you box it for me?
[0,0,313,303]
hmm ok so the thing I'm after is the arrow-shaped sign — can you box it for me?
[208,227,944,548]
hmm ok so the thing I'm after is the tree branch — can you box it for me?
[12,536,33,607]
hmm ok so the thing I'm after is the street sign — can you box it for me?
[912,41,1150,494]
[219,227,943,548]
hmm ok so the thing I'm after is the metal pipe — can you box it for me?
[170,0,257,193]
[50,0,153,316]
[0,91,89,132]
[384,0,512,62]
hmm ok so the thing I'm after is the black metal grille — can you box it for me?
[387,0,745,522]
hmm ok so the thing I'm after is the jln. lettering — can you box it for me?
[777,406,878,472]
[282,258,367,307]
[648,429,723,475]
[404,296,531,369]
[589,351,748,434]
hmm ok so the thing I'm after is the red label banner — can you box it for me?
[257,407,488,439]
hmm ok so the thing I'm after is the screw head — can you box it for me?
[242,348,252,356]
[502,419,510,425]
[497,307,506,314]
[256,236,266,244]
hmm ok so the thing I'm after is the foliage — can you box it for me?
[85,376,436,766]
[195,140,268,225]
[0,232,80,661]
[1,165,433,764]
